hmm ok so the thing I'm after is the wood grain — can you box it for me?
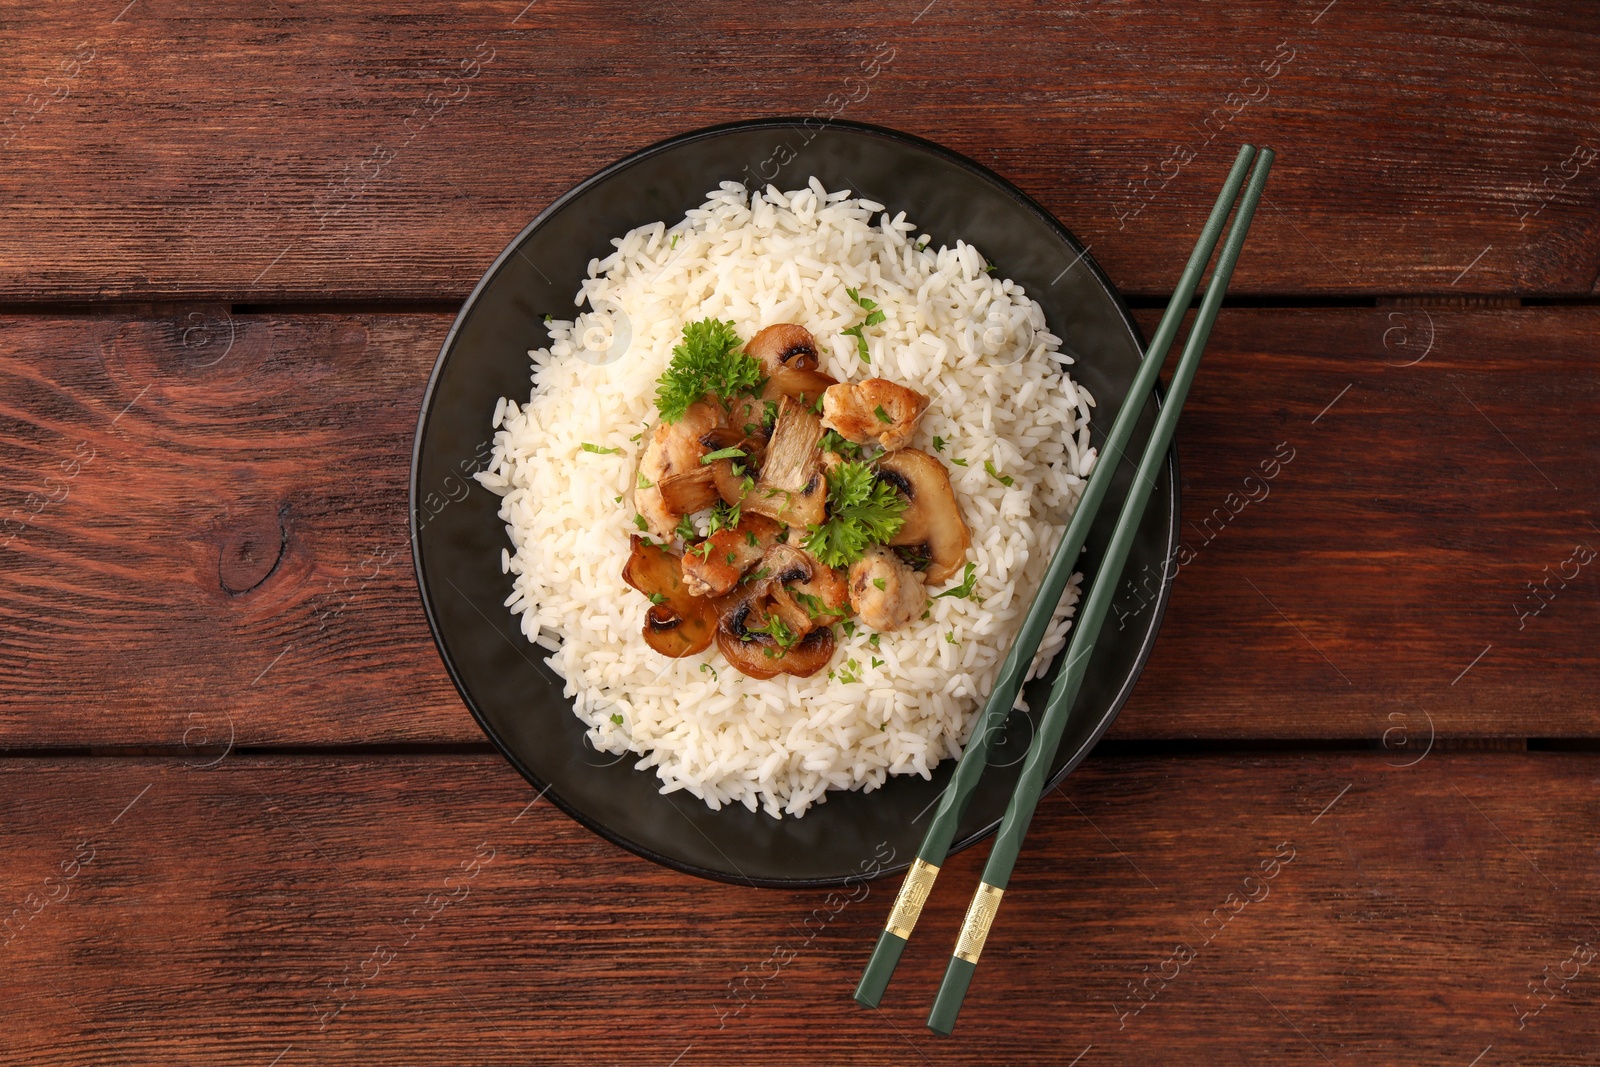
[1110,304,1600,739]
[2,307,1594,746]
[1,1,1598,301]
[2,753,1597,1064]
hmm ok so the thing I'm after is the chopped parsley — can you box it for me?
[745,530,759,548]
[749,614,799,651]
[793,590,826,618]
[915,237,929,251]
[934,561,981,602]
[802,460,908,568]
[614,494,624,503]
[873,404,891,424]
[984,460,1014,487]
[637,471,654,489]
[654,319,762,423]
[867,633,881,651]
[818,429,862,457]
[706,500,740,537]
[836,658,861,684]
[982,264,997,274]
[610,713,624,725]
[700,446,747,465]
[700,662,717,680]
[580,442,620,455]
[871,657,884,669]
[670,233,680,249]
[841,288,887,362]
[630,431,643,442]
[633,514,648,531]
[872,577,886,591]
[950,457,968,467]
[932,436,946,452]
[841,620,858,639]
[675,513,699,542]
[646,592,668,605]
[945,631,958,645]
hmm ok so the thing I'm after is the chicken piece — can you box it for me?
[635,401,720,539]
[680,513,782,598]
[847,545,926,632]
[821,378,930,451]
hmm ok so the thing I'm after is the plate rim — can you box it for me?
[410,116,1179,887]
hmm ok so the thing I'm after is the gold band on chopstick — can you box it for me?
[884,858,941,939]
[953,882,1005,964]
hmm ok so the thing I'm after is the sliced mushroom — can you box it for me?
[762,366,838,409]
[743,395,827,528]
[757,543,851,634]
[636,400,721,538]
[715,609,836,680]
[875,448,972,584]
[847,545,927,632]
[821,378,930,451]
[680,512,782,598]
[621,536,716,657]
[710,544,843,679]
[745,323,823,374]
[657,468,720,515]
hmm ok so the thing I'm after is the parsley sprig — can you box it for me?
[803,460,907,568]
[654,319,762,423]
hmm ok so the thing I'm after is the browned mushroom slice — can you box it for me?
[745,323,823,373]
[761,543,851,632]
[875,448,972,584]
[821,378,930,451]
[710,458,752,507]
[847,545,927,632]
[762,366,838,409]
[680,513,782,598]
[621,536,716,657]
[711,558,840,679]
[657,468,720,514]
[715,616,836,680]
[725,394,774,443]
[743,395,827,528]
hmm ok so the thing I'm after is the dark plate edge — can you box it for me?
[409,116,1179,889]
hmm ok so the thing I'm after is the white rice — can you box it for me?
[477,179,1096,819]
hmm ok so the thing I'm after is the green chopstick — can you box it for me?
[853,144,1264,1011]
[925,147,1275,1035]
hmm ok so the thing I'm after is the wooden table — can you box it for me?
[4,2,1597,1062]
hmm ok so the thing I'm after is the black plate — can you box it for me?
[411,118,1178,888]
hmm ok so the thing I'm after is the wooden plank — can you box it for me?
[2,2,1598,300]
[2,753,1598,1063]
[1,307,1594,746]
[1110,304,1600,739]
[0,310,463,746]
